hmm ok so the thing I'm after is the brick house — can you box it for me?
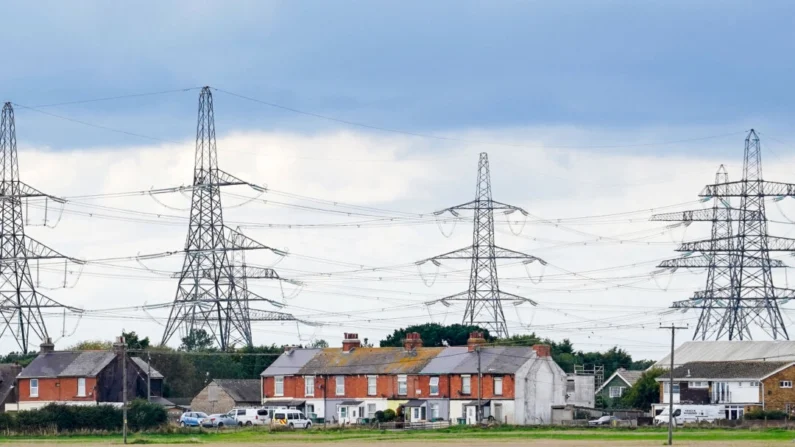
[261,332,569,425]
[12,338,163,411]
[653,361,795,420]
[190,379,262,415]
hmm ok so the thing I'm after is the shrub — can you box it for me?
[745,409,788,420]
[373,410,385,422]
[127,400,168,431]
[382,409,397,422]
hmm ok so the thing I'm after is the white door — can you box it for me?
[466,406,477,425]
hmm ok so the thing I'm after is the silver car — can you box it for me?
[201,411,238,428]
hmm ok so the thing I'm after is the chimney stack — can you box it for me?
[532,344,551,357]
[39,338,54,354]
[342,333,361,352]
[403,332,423,351]
[467,332,486,352]
[113,336,126,354]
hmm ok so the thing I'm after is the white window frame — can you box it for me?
[430,402,440,420]
[304,376,314,397]
[429,376,440,396]
[663,382,681,394]
[367,375,377,396]
[750,381,760,387]
[462,375,471,395]
[781,380,793,389]
[77,378,86,397]
[494,377,503,396]
[609,386,625,398]
[274,376,284,396]
[30,379,38,398]
[398,375,408,395]
[688,381,708,389]
[367,403,376,418]
[336,376,345,396]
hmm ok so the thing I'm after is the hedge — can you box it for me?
[0,400,167,432]
[744,409,788,420]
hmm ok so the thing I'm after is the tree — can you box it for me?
[122,331,150,350]
[310,339,329,348]
[622,367,665,411]
[179,329,215,352]
[68,340,113,350]
[380,323,493,347]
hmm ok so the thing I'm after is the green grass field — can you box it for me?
[3,426,795,444]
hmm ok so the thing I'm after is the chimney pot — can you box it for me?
[467,332,486,352]
[532,344,551,358]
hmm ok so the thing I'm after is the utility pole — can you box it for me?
[122,339,128,444]
[147,350,151,403]
[476,345,482,424]
[659,324,687,446]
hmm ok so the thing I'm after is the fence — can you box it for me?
[375,420,454,430]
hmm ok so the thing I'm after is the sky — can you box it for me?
[3,1,795,360]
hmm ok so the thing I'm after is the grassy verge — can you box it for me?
[4,425,795,444]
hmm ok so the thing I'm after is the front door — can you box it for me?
[466,406,477,425]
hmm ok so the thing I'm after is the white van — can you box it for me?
[231,407,268,426]
[655,405,725,426]
[272,409,312,429]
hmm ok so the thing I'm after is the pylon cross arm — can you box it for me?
[651,207,761,222]
[659,255,786,269]
[701,180,795,197]
[678,235,795,252]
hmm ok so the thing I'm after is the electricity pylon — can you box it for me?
[419,152,545,338]
[657,130,795,340]
[0,103,79,353]
[161,87,298,350]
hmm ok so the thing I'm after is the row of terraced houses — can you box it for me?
[259,332,593,424]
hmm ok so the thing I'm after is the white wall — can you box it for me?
[726,381,760,404]
[9,401,106,411]
[491,400,515,424]
[514,356,567,425]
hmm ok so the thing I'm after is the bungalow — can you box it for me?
[261,332,570,425]
[11,337,161,411]
[596,368,644,403]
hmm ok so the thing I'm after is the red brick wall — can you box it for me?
[264,374,513,399]
[450,374,514,399]
[19,377,98,402]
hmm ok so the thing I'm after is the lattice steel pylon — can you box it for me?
[419,152,545,338]
[655,130,795,340]
[0,103,77,353]
[161,87,298,350]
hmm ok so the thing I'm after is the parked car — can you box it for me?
[588,415,617,426]
[272,409,312,429]
[231,407,268,426]
[179,411,209,427]
[201,412,238,428]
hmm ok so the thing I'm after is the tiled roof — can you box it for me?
[0,364,22,404]
[213,379,261,403]
[262,345,542,377]
[19,351,116,378]
[295,347,445,375]
[660,361,792,380]
[131,357,164,379]
[261,349,320,377]
[618,370,644,386]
